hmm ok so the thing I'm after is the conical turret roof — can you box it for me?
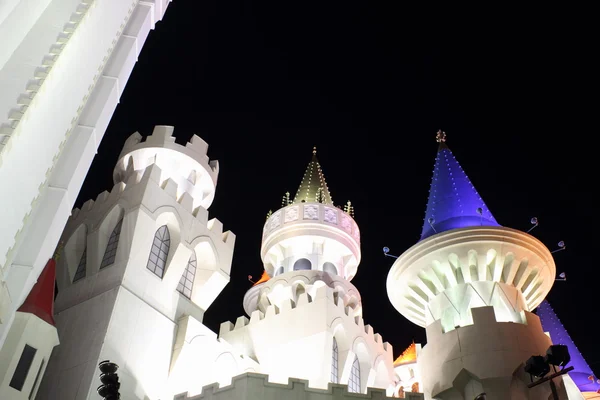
[420,131,500,241]
[293,147,333,205]
[17,258,56,326]
[537,300,597,392]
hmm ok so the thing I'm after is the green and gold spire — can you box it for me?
[293,147,334,205]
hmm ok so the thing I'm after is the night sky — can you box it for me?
[75,2,596,374]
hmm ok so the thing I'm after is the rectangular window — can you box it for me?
[29,358,45,399]
[10,344,37,391]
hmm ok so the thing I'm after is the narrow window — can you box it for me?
[100,219,123,269]
[293,258,311,271]
[177,252,197,299]
[28,358,45,399]
[275,266,284,276]
[348,356,361,393]
[323,262,338,275]
[9,344,37,391]
[331,338,339,383]
[146,225,170,278]
[73,248,87,282]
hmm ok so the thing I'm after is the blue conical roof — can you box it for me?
[420,132,500,241]
[537,300,598,392]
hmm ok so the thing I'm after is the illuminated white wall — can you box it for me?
[0,0,175,350]
[219,279,396,396]
[168,315,260,398]
[418,306,573,400]
[37,128,235,399]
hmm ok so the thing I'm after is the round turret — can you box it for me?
[387,134,556,331]
[261,202,361,279]
[113,125,219,210]
[387,226,556,329]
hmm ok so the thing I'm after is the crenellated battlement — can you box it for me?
[67,161,234,247]
[119,127,218,171]
[174,372,407,399]
[424,305,541,339]
[220,285,390,354]
[112,126,220,211]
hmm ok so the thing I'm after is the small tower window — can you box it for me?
[9,344,37,391]
[177,252,197,299]
[275,266,284,276]
[323,262,338,275]
[73,248,87,283]
[100,219,123,269]
[293,258,311,271]
[147,225,170,278]
[331,338,339,383]
[348,356,361,393]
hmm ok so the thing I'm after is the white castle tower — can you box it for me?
[386,132,576,400]
[36,126,235,399]
[216,148,398,395]
[0,0,175,351]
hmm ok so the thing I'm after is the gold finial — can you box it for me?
[312,146,317,155]
[436,130,446,143]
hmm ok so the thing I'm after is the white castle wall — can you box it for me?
[173,373,425,400]
[168,315,260,398]
[219,283,396,396]
[419,306,570,400]
[38,129,235,399]
[0,0,174,349]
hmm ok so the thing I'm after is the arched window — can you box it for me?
[177,252,197,299]
[348,356,360,393]
[293,258,311,271]
[73,248,87,283]
[146,225,170,278]
[323,262,338,275]
[331,338,339,383]
[275,266,284,276]
[100,219,123,269]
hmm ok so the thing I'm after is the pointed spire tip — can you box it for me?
[312,146,317,155]
[436,130,447,143]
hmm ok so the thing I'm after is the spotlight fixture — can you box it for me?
[527,217,539,233]
[525,355,550,378]
[551,241,566,254]
[546,344,571,367]
[382,246,398,259]
[525,345,574,400]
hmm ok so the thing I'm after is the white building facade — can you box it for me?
[37,133,411,399]
[0,0,175,353]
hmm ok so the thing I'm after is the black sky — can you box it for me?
[75,1,596,373]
